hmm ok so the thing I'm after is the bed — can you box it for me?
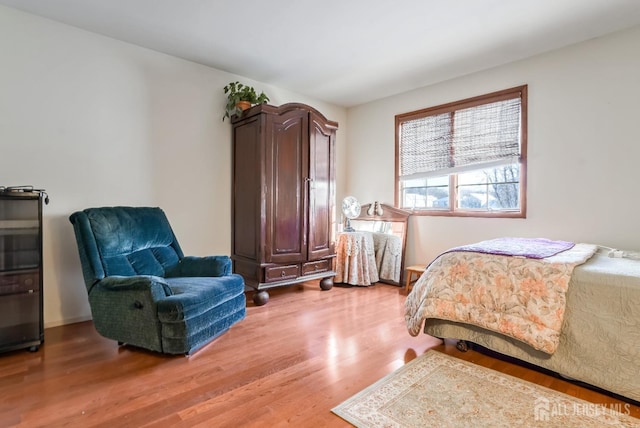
[405,238,640,403]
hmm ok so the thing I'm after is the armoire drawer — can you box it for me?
[302,259,330,275]
[264,265,299,282]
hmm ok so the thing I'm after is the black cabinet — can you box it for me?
[0,189,46,353]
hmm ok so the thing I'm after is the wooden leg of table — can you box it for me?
[404,273,412,291]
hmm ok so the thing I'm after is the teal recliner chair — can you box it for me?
[69,206,246,355]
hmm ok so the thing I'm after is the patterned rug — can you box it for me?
[332,351,638,427]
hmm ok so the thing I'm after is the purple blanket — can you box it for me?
[447,237,575,259]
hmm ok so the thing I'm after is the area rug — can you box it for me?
[332,351,638,427]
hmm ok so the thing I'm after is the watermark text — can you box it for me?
[534,397,631,421]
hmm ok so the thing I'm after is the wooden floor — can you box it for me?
[0,283,637,427]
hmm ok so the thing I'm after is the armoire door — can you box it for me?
[232,115,261,263]
[264,109,309,264]
[307,113,336,261]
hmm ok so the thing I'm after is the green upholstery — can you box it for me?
[69,206,246,354]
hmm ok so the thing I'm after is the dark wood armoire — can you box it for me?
[231,103,337,305]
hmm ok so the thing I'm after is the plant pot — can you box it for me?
[236,101,251,111]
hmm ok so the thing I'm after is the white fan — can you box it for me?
[342,196,360,232]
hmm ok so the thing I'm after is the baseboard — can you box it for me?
[44,315,92,330]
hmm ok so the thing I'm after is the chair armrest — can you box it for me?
[95,275,173,298]
[170,255,232,277]
[87,276,173,350]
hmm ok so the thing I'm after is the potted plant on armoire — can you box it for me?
[222,81,270,121]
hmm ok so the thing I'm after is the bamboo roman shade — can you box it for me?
[399,96,522,180]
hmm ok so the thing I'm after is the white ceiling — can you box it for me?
[2,0,640,107]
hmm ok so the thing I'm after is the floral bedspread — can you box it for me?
[405,242,598,354]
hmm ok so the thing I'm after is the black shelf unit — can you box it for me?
[0,188,46,353]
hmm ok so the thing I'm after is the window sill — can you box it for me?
[405,209,526,219]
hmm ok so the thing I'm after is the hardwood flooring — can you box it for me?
[0,283,637,427]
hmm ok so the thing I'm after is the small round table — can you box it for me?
[334,231,379,286]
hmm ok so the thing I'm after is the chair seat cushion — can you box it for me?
[157,274,245,322]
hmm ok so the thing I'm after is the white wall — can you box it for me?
[346,25,640,266]
[0,6,347,327]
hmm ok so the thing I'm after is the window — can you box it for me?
[395,85,527,218]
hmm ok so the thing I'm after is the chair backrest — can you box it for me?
[69,207,184,290]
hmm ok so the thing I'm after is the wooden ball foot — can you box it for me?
[319,277,334,291]
[253,290,269,306]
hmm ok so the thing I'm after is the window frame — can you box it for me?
[394,85,527,218]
